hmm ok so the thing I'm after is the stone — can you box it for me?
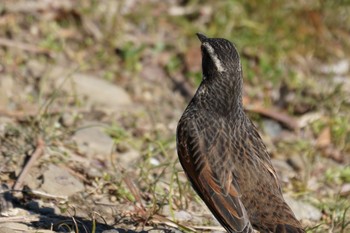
[27,61,132,111]
[40,164,84,197]
[284,196,322,221]
[286,155,305,172]
[319,59,349,75]
[60,112,76,127]
[271,159,293,183]
[72,122,114,157]
[340,183,350,196]
[48,66,131,109]
[174,210,192,222]
[262,119,282,138]
[101,230,120,233]
[86,166,103,178]
[0,223,29,232]
[0,76,14,106]
[0,227,16,233]
[59,72,132,109]
[117,149,140,167]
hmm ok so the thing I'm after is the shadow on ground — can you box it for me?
[1,187,172,233]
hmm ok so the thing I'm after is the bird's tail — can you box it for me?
[274,224,305,233]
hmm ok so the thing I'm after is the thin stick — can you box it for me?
[0,38,49,54]
[245,104,298,130]
[192,225,259,233]
[12,138,45,191]
[25,189,68,200]
[0,215,39,223]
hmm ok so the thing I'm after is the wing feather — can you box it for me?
[177,118,253,233]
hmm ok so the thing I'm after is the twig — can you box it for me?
[12,138,45,191]
[0,107,75,119]
[151,214,197,232]
[93,201,119,206]
[63,165,91,184]
[25,189,68,200]
[123,175,144,210]
[192,225,259,233]
[0,105,142,120]
[192,225,225,231]
[0,38,50,54]
[0,215,39,223]
[2,0,73,13]
[245,104,298,130]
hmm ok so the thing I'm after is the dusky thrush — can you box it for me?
[176,33,304,233]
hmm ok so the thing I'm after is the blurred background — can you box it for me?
[0,0,349,232]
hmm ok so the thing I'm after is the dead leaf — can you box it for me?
[316,127,331,148]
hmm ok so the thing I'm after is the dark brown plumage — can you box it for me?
[176,33,304,233]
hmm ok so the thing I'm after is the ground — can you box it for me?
[0,0,350,233]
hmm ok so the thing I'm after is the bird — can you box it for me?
[176,33,304,233]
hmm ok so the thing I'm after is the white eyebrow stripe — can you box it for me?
[202,42,225,72]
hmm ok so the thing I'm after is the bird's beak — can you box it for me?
[196,33,207,43]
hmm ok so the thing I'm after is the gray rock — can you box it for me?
[86,166,103,178]
[0,117,14,138]
[72,122,114,157]
[117,149,140,167]
[284,196,322,221]
[174,210,192,222]
[41,164,84,197]
[60,112,76,127]
[271,159,293,183]
[102,229,147,233]
[340,183,350,196]
[48,66,131,109]
[319,59,349,75]
[101,230,120,233]
[23,171,41,190]
[286,155,305,172]
[29,230,56,233]
[211,231,226,233]
[162,205,203,225]
[0,227,16,233]
[334,75,350,92]
[58,72,132,109]
[262,119,282,138]
[0,76,14,106]
[0,223,29,232]
[27,61,132,110]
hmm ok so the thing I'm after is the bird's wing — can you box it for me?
[246,121,282,193]
[177,117,253,233]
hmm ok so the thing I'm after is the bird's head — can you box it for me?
[197,33,241,79]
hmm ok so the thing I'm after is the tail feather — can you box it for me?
[275,224,305,233]
[225,222,254,233]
